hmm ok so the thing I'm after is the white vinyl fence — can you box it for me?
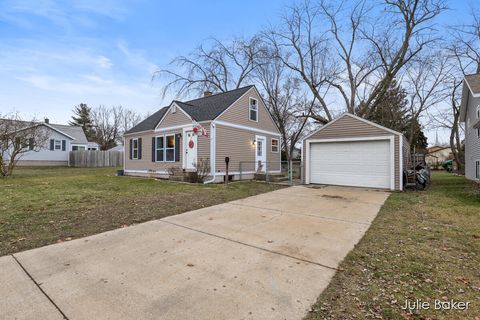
[69,150,124,167]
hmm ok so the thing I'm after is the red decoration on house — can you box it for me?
[189,139,194,149]
[193,127,198,134]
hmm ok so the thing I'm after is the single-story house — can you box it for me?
[302,113,410,191]
[425,145,452,169]
[12,119,98,166]
[460,73,480,182]
[123,85,281,182]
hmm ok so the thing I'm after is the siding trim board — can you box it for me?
[214,120,281,137]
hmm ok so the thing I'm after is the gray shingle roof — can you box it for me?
[465,74,480,94]
[124,85,254,134]
[124,107,169,134]
[49,124,89,143]
[180,85,254,121]
[0,119,90,143]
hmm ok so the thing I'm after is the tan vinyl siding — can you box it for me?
[157,106,192,128]
[215,125,281,174]
[303,114,404,191]
[308,115,393,139]
[217,87,279,133]
[124,130,183,173]
[197,124,210,162]
[465,92,480,180]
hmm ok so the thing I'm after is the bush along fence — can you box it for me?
[69,150,124,167]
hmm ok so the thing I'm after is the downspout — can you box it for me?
[204,122,216,184]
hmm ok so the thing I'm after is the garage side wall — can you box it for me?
[302,115,402,190]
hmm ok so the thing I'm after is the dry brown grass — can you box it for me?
[0,167,283,256]
[305,172,479,320]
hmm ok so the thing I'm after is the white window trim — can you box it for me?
[155,135,165,162]
[249,97,258,122]
[132,138,139,160]
[54,139,62,151]
[165,134,176,163]
[304,136,396,191]
[271,138,279,153]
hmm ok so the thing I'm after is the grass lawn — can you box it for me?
[0,167,283,256]
[305,172,479,320]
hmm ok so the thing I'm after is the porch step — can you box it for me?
[254,173,288,182]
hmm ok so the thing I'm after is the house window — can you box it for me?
[271,138,279,153]
[132,139,139,159]
[249,98,258,122]
[155,136,164,161]
[71,145,86,151]
[54,140,61,150]
[476,160,480,180]
[165,135,175,162]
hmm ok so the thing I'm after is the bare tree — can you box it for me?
[117,107,142,138]
[431,78,464,171]
[358,0,447,118]
[156,37,262,98]
[263,2,335,124]
[432,5,480,172]
[91,105,119,150]
[255,53,314,161]
[0,114,49,177]
[404,51,451,146]
[91,106,143,150]
[265,0,447,123]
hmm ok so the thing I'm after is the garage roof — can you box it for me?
[303,113,403,141]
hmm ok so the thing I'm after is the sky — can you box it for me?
[0,0,475,145]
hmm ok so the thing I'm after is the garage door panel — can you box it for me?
[309,140,391,189]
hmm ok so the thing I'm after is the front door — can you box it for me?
[185,130,197,170]
[255,136,267,172]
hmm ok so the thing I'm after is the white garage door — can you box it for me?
[309,140,391,189]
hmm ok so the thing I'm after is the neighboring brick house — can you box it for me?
[123,85,281,182]
[460,74,480,182]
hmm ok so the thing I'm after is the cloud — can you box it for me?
[117,40,158,74]
[0,0,129,29]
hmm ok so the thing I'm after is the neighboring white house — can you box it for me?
[460,74,480,182]
[15,119,99,166]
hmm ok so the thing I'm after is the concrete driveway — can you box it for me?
[1,185,390,320]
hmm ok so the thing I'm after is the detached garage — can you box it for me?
[302,113,410,191]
